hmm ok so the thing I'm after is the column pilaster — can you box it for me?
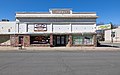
[50,34,53,47]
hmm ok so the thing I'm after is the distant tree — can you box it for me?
[110,22,118,29]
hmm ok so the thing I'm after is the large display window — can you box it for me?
[73,36,83,45]
[30,35,50,44]
[72,35,93,45]
[83,36,93,45]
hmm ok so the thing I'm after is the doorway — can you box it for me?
[53,35,66,46]
[19,36,24,45]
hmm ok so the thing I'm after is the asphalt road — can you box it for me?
[0,51,120,75]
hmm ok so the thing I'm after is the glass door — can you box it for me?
[61,36,65,45]
[19,36,24,45]
[56,35,66,46]
[56,36,60,45]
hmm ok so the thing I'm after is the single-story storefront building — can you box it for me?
[105,26,120,42]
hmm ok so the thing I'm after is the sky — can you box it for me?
[0,0,120,25]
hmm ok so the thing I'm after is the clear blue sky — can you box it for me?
[0,0,120,25]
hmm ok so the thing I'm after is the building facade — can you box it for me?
[0,9,98,47]
[105,26,120,42]
[0,21,16,46]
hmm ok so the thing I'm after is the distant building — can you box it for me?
[105,26,120,42]
[96,24,112,41]
[0,9,98,47]
[0,21,16,46]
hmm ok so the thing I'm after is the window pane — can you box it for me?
[30,35,50,44]
[74,41,79,45]
[61,36,65,44]
[73,35,83,45]
[57,36,60,44]
[83,36,93,45]
[79,37,83,44]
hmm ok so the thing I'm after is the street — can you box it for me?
[0,51,120,75]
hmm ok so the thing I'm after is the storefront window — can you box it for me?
[73,35,93,45]
[84,36,93,45]
[73,36,83,45]
[30,35,50,44]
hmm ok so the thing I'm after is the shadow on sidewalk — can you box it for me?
[98,44,119,48]
[97,40,119,48]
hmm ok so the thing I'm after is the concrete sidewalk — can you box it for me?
[25,47,120,51]
[0,46,120,51]
[100,41,120,44]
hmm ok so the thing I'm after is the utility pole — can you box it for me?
[110,22,113,47]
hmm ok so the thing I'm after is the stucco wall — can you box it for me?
[71,23,96,33]
[53,23,71,33]
[105,28,120,42]
[17,22,96,34]
[16,18,96,34]
[0,22,16,34]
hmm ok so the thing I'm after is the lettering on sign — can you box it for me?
[52,10,70,14]
[34,23,47,31]
[96,24,111,30]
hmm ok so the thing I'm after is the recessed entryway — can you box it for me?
[53,35,66,47]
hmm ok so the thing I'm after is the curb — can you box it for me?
[0,47,120,51]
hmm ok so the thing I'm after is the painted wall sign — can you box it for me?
[34,23,47,31]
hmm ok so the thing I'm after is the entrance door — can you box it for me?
[19,36,24,45]
[55,35,66,46]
